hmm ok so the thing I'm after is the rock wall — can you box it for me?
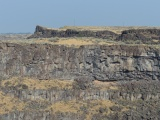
[3,86,160,103]
[28,25,118,40]
[117,29,160,43]
[0,43,160,81]
[0,111,84,120]
[1,80,160,120]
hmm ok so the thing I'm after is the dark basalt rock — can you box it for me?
[28,25,118,39]
[0,43,160,81]
[116,29,160,43]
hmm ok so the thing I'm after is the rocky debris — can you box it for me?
[99,107,108,113]
[109,106,122,112]
[25,100,51,110]
[2,99,160,120]
[0,111,86,120]
[73,76,94,90]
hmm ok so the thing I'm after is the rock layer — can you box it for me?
[1,80,160,120]
[117,29,160,43]
[28,25,118,40]
[0,43,160,81]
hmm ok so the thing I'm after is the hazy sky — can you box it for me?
[0,0,160,33]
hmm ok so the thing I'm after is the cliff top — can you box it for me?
[43,25,160,34]
[1,26,160,47]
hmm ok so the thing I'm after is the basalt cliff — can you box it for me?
[0,26,160,120]
[0,43,160,81]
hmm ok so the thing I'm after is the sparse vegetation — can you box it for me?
[1,26,160,119]
[0,37,118,47]
[47,99,121,120]
[60,26,160,34]
[1,77,73,90]
[93,80,118,90]
[0,77,160,119]
[0,91,25,114]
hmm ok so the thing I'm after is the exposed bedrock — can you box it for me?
[117,29,160,42]
[28,25,118,39]
[0,43,160,81]
[0,111,85,120]
[1,80,160,120]
[3,85,160,103]
[28,26,160,43]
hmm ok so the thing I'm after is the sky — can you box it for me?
[0,0,160,33]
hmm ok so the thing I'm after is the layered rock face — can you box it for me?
[0,42,160,119]
[0,43,160,81]
[28,26,118,40]
[117,29,160,43]
[1,79,160,120]
[1,26,160,119]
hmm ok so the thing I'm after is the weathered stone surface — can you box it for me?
[28,25,118,39]
[0,111,86,120]
[118,29,160,40]
[116,29,160,43]
[1,80,160,120]
[1,29,160,120]
[0,43,160,81]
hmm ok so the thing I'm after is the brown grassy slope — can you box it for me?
[0,91,25,114]
[47,99,126,120]
[0,37,119,46]
[1,77,73,90]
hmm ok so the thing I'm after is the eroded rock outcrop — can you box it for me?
[1,79,160,120]
[0,41,160,119]
[117,29,160,43]
[28,26,160,44]
[28,25,118,40]
[0,43,160,81]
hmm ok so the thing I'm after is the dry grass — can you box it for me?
[85,100,115,120]
[1,37,117,46]
[52,38,94,46]
[49,38,115,46]
[0,77,130,117]
[94,80,118,90]
[47,99,117,119]
[0,91,25,114]
[1,77,73,90]
[60,26,160,34]
[48,100,80,114]
[1,77,121,91]
[48,99,129,120]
